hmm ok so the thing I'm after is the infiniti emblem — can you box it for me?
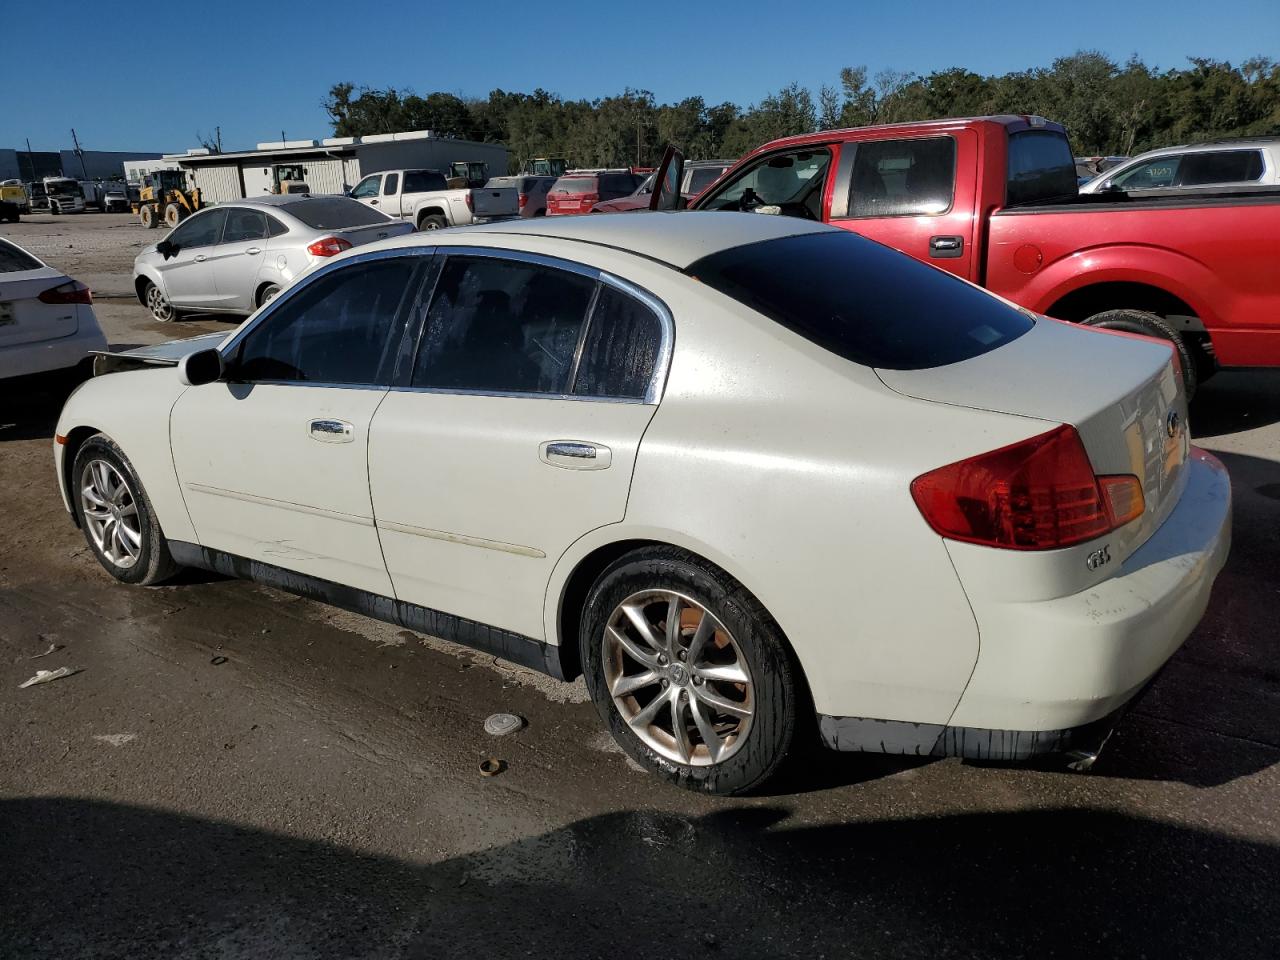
[1166,410,1181,439]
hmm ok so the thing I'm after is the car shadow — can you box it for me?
[0,371,83,442]
[2,797,1275,958]
[1191,369,1280,438]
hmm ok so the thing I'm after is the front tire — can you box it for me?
[580,546,798,795]
[164,203,183,227]
[143,280,175,322]
[72,435,179,586]
[140,204,158,229]
[1082,308,1197,399]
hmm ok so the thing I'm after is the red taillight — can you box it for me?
[307,236,353,258]
[38,280,92,304]
[464,193,473,211]
[518,193,528,209]
[910,425,1144,551]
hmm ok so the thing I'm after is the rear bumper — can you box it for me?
[0,310,108,380]
[820,448,1231,757]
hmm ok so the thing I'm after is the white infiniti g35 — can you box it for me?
[54,213,1231,794]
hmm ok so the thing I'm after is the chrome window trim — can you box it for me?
[216,242,675,405]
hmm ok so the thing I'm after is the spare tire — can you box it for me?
[1082,308,1197,400]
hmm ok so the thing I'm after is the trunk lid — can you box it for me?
[330,220,414,246]
[877,317,1189,561]
[0,266,80,347]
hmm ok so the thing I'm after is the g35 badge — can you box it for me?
[1086,544,1112,571]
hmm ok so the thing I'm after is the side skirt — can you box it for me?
[168,541,569,680]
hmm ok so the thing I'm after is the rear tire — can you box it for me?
[580,546,798,795]
[1082,308,1197,400]
[164,203,183,227]
[72,434,179,586]
[257,283,281,307]
[419,214,447,231]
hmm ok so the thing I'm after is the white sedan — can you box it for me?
[0,237,107,380]
[53,213,1231,794]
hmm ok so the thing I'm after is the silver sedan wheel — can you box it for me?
[603,589,754,766]
[145,283,173,322]
[80,459,142,569]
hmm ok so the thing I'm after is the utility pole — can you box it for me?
[215,126,222,153]
[70,128,88,178]
[24,138,34,181]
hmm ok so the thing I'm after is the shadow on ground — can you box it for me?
[1,798,1274,959]
[1191,369,1280,437]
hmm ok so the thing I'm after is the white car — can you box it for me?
[1079,139,1279,193]
[0,237,107,380]
[53,214,1231,794]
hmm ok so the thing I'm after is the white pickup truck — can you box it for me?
[349,169,518,230]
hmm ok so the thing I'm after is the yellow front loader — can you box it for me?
[134,170,203,229]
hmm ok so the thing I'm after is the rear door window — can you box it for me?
[412,256,596,395]
[221,208,268,243]
[383,173,400,196]
[1176,150,1265,186]
[1005,131,1078,205]
[686,231,1032,370]
[848,137,955,217]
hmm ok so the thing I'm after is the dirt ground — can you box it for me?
[2,213,1279,959]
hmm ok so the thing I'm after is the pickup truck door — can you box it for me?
[827,130,979,281]
[350,173,384,212]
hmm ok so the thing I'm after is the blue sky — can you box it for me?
[3,0,1277,154]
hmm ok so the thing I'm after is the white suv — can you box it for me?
[1080,139,1279,193]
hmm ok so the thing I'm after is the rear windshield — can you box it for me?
[551,177,597,195]
[284,197,390,229]
[1006,131,1079,206]
[0,238,42,273]
[686,231,1033,370]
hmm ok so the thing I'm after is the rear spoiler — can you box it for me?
[90,332,227,376]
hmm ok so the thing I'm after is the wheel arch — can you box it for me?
[1046,280,1205,334]
[415,206,446,226]
[548,533,813,714]
[58,425,106,527]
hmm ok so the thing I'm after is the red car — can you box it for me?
[592,160,734,213]
[545,171,647,216]
[653,116,1280,395]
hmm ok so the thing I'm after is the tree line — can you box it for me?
[324,52,1280,171]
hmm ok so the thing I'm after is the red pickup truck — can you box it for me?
[652,116,1280,396]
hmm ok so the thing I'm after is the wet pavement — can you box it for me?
[2,214,1279,958]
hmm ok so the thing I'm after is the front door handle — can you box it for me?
[929,235,964,259]
[370,199,379,205]
[309,419,354,443]
[245,246,262,255]
[540,440,611,470]
[193,254,207,262]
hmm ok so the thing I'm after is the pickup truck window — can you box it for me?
[383,173,399,196]
[701,148,832,220]
[848,137,955,217]
[351,175,381,199]
[404,171,449,193]
[1006,131,1078,206]
[687,231,1032,370]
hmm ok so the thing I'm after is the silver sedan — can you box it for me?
[132,195,413,322]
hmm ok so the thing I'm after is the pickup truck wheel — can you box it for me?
[580,546,798,795]
[419,214,447,231]
[1083,309,1198,400]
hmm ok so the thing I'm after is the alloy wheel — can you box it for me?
[80,459,143,569]
[603,589,754,766]
[145,284,173,322]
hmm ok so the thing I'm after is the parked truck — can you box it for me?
[349,168,518,230]
[653,115,1280,397]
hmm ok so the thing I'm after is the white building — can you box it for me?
[166,131,509,203]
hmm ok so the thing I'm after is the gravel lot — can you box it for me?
[2,213,1279,959]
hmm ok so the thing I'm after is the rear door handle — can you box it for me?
[309,419,354,443]
[929,235,964,259]
[193,254,207,262]
[540,440,611,470]
[245,246,262,255]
